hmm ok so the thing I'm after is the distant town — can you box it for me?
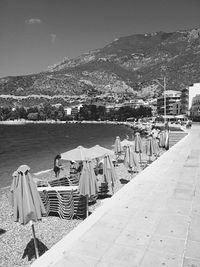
[0,83,200,123]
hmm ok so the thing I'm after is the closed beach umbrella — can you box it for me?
[146,136,155,162]
[114,136,123,155]
[78,161,98,216]
[61,146,91,161]
[103,154,117,194]
[152,137,160,157]
[164,130,169,150]
[134,132,143,162]
[9,165,46,258]
[134,132,143,153]
[159,131,165,148]
[88,145,114,158]
[124,146,140,172]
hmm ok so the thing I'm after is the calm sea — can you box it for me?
[0,123,133,188]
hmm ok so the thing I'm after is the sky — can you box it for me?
[0,0,200,78]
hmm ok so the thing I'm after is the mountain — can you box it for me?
[1,27,200,107]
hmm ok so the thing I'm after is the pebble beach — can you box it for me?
[0,147,164,267]
[0,163,132,267]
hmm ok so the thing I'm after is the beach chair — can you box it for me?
[38,187,77,220]
[38,186,87,219]
[73,193,87,219]
[39,190,50,216]
[48,177,71,187]
[46,189,74,220]
[98,182,109,197]
[68,173,80,186]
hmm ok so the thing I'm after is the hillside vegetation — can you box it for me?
[1,28,200,107]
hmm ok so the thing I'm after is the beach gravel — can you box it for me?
[0,148,164,267]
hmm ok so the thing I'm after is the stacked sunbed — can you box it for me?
[38,186,87,219]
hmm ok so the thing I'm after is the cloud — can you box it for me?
[50,34,56,44]
[25,18,42,25]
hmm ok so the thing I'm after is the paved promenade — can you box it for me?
[32,125,200,267]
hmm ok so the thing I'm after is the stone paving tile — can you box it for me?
[115,229,152,250]
[80,222,122,244]
[192,201,200,215]
[97,212,133,230]
[179,167,198,179]
[139,250,183,267]
[69,239,113,260]
[183,257,200,267]
[98,244,144,267]
[171,187,195,201]
[52,252,99,267]
[188,214,200,242]
[110,204,139,218]
[185,240,200,260]
[154,214,190,239]
[175,182,195,191]
[163,198,192,216]
[96,260,137,267]
[148,234,185,255]
[124,209,162,234]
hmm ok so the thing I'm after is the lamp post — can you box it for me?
[154,77,167,124]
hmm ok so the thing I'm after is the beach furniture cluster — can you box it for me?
[38,186,87,219]
[8,130,170,260]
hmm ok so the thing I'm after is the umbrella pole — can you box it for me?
[111,183,114,195]
[139,153,142,164]
[30,220,39,259]
[86,195,89,217]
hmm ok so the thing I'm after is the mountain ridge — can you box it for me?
[1,27,200,107]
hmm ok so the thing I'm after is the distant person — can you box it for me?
[53,154,63,178]
[186,119,192,129]
[164,121,170,131]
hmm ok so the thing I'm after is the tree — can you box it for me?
[19,106,27,119]
[1,107,12,120]
[57,105,65,120]
[27,112,39,121]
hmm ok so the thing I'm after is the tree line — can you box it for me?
[0,104,66,121]
[0,104,152,122]
[78,105,152,121]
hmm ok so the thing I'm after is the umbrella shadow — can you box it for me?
[22,238,48,261]
[97,194,112,200]
[120,178,130,184]
[0,229,6,236]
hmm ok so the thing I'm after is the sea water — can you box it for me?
[0,123,133,188]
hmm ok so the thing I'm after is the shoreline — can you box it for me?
[0,125,169,266]
[0,119,184,131]
[0,159,147,266]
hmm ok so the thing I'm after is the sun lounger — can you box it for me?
[38,186,87,219]
[98,182,109,196]
[68,173,80,186]
[48,177,71,187]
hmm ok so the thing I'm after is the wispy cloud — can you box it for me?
[50,34,56,44]
[25,18,42,25]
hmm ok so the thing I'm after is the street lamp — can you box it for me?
[154,77,167,123]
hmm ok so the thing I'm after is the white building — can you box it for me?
[189,83,200,110]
